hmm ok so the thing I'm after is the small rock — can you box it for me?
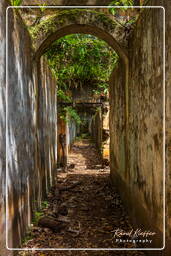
[68,163,75,169]
[38,216,66,233]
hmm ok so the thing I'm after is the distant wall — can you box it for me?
[57,116,66,167]
[67,119,77,149]
[0,3,57,254]
[90,109,103,155]
[102,103,110,160]
[110,5,164,249]
[90,105,110,160]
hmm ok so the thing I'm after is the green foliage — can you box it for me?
[57,89,72,102]
[93,82,109,96]
[76,133,91,140]
[32,211,44,225]
[46,34,118,95]
[60,107,82,125]
[21,230,33,244]
[41,200,49,208]
[109,0,133,7]
[30,9,117,40]
[46,34,118,125]
[39,3,47,13]
[108,0,140,25]
[109,0,134,16]
[32,200,49,225]
[11,0,22,6]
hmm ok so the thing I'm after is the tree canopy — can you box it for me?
[46,34,118,98]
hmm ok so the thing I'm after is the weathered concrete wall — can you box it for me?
[164,0,171,254]
[7,7,35,250]
[128,6,163,241]
[110,60,126,183]
[22,0,112,6]
[57,117,78,168]
[67,119,77,149]
[102,103,110,160]
[90,105,110,160]
[0,4,57,254]
[91,109,103,155]
[57,116,67,167]
[35,57,57,199]
[110,6,164,249]
[0,0,8,255]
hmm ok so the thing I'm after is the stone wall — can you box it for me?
[57,116,77,168]
[67,120,77,150]
[22,0,112,6]
[57,116,67,167]
[90,105,110,161]
[90,109,103,155]
[164,0,171,254]
[109,60,126,182]
[110,5,164,250]
[102,103,110,161]
[0,0,8,255]
[0,2,57,254]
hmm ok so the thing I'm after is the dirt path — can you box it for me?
[19,140,146,256]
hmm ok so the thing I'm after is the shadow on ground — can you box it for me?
[19,140,149,256]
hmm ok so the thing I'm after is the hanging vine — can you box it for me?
[46,34,118,97]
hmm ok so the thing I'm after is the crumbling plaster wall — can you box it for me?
[91,109,103,156]
[110,5,164,249]
[0,3,57,254]
[90,105,110,160]
[164,0,171,254]
[0,0,8,255]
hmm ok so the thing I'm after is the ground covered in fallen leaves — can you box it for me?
[19,139,147,256]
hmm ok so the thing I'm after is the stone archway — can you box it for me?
[32,9,128,61]
[32,8,130,175]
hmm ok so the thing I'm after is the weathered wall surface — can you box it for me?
[0,3,57,254]
[128,5,164,246]
[164,0,171,254]
[0,0,8,255]
[57,116,66,167]
[22,0,112,6]
[91,109,103,155]
[110,6,164,249]
[35,57,57,199]
[109,60,126,182]
[90,105,110,160]
[7,7,36,250]
[67,119,77,149]
[102,103,110,160]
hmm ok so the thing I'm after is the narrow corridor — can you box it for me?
[19,140,146,256]
[1,2,166,254]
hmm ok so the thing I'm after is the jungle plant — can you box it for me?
[108,0,141,25]
[11,0,23,6]
[46,34,118,97]
[60,107,82,125]
[32,200,49,225]
[57,89,72,103]
[32,211,44,225]
[39,2,47,13]
[46,34,118,124]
